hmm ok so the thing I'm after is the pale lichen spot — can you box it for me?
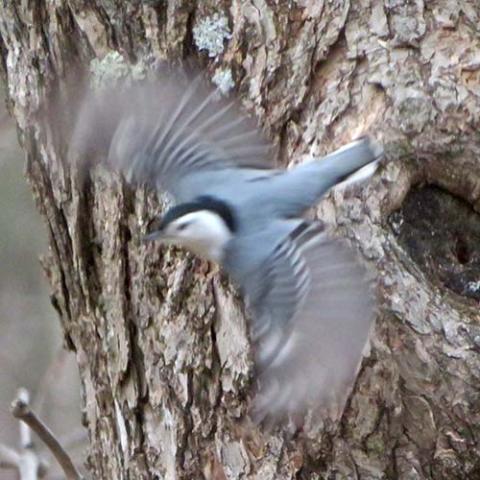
[90,51,148,90]
[212,67,235,94]
[193,13,232,58]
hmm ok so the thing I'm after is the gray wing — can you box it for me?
[235,222,375,422]
[70,67,274,201]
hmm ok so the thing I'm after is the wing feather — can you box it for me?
[70,66,275,201]
[244,222,375,422]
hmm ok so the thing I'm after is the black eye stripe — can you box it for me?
[177,221,190,231]
[160,196,236,233]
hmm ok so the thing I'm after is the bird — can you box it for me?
[71,65,381,423]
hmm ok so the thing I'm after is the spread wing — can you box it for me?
[70,67,275,201]
[242,222,375,422]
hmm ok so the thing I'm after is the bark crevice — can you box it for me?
[1,1,479,478]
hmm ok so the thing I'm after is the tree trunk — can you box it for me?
[1,1,479,478]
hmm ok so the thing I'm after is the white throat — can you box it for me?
[172,210,233,263]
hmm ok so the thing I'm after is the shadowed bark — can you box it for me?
[0,1,479,478]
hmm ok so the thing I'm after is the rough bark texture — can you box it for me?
[1,1,479,478]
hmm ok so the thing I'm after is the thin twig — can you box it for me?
[18,389,33,448]
[17,449,40,480]
[11,388,83,480]
[0,442,47,479]
[0,443,20,469]
[15,390,45,479]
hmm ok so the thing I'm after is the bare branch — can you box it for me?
[0,443,20,469]
[17,389,33,448]
[1,437,47,480]
[11,388,83,480]
[17,449,40,480]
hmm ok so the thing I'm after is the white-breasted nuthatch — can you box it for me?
[72,66,381,422]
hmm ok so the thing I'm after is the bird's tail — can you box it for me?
[268,136,383,219]
[321,136,383,187]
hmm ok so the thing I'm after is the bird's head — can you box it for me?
[143,197,236,262]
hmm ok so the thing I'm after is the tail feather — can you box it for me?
[326,137,383,182]
[269,136,383,218]
[338,158,380,187]
[334,137,383,187]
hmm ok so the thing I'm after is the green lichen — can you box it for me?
[89,51,148,90]
[193,13,232,58]
[212,67,235,95]
[366,434,385,455]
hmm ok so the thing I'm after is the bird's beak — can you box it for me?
[142,230,165,243]
[143,215,167,243]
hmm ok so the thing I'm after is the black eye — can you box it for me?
[177,222,190,231]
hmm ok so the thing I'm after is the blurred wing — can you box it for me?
[244,222,375,422]
[70,67,274,201]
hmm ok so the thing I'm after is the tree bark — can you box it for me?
[1,1,479,478]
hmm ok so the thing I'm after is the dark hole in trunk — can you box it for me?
[389,185,480,301]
